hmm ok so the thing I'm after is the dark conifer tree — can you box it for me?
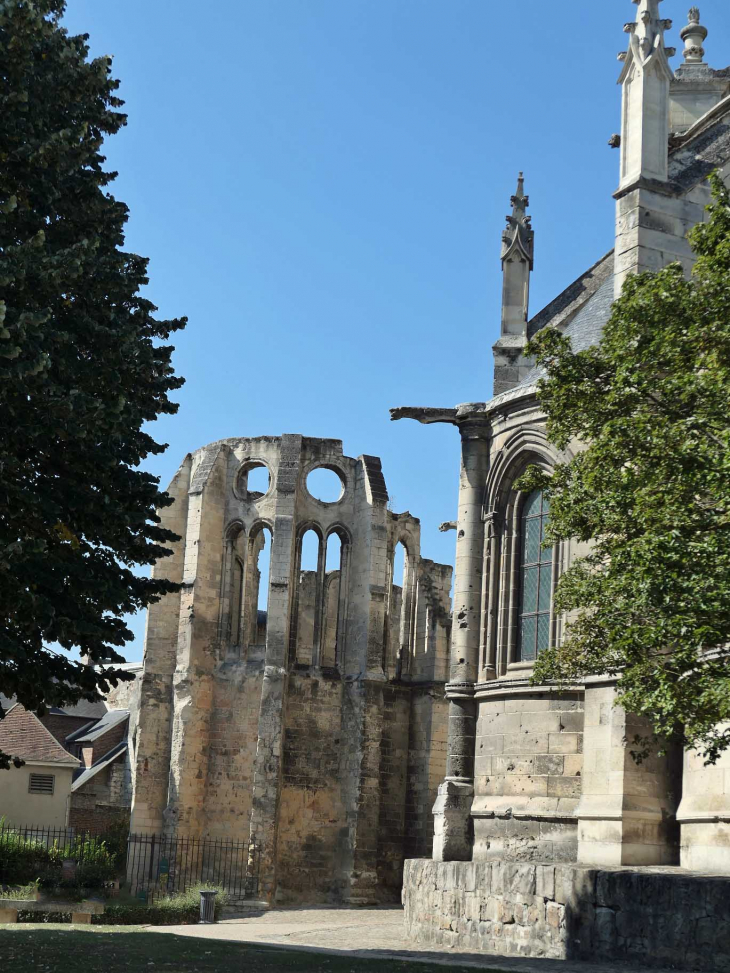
[0,0,186,766]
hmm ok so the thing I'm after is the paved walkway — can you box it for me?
[151,906,685,972]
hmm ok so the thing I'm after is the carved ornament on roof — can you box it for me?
[680,6,708,63]
[619,0,673,82]
[501,172,534,269]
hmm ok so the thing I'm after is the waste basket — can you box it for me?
[199,889,218,924]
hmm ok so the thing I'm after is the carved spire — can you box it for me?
[497,172,533,359]
[501,172,534,270]
[680,7,708,64]
[619,0,675,70]
[617,0,674,191]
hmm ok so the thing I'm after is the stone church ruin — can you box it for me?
[130,435,452,904]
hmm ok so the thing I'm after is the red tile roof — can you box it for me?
[0,704,79,765]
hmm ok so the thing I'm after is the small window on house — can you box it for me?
[28,773,55,795]
[518,490,554,663]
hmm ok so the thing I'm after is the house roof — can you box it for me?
[67,709,129,745]
[0,688,127,722]
[72,739,127,791]
[0,704,79,766]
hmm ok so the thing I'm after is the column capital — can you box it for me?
[457,417,491,441]
[445,681,476,700]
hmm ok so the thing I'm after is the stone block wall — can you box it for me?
[403,858,730,972]
[376,685,412,895]
[472,689,584,863]
[69,759,130,834]
[276,671,346,902]
[405,689,448,860]
[201,664,263,839]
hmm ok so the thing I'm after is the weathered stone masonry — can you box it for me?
[131,435,452,904]
[404,859,730,972]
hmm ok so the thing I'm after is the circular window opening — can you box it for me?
[240,463,270,501]
[306,467,344,504]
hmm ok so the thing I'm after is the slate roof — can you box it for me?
[0,704,79,765]
[527,252,614,340]
[71,739,127,791]
[521,276,616,386]
[67,709,129,745]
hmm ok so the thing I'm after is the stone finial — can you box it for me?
[501,172,534,270]
[620,0,672,65]
[680,7,708,63]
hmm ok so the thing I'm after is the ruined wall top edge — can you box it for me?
[186,435,346,460]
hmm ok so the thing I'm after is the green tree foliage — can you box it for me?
[0,0,186,767]
[519,174,730,763]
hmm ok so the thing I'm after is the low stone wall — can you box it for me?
[403,859,730,972]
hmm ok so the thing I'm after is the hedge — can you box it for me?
[15,885,227,926]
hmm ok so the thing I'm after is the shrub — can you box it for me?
[117,884,228,925]
[0,827,116,888]
[0,882,39,900]
[15,884,228,925]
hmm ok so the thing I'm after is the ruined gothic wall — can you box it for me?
[130,434,452,904]
[376,685,412,894]
[202,662,264,840]
[276,672,347,901]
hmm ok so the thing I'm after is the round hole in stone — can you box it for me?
[240,463,270,501]
[306,467,344,504]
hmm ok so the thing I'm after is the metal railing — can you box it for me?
[0,822,260,902]
[126,832,259,902]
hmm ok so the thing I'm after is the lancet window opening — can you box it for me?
[385,539,416,678]
[321,528,350,669]
[244,524,273,648]
[516,489,554,663]
[221,524,246,655]
[290,527,324,667]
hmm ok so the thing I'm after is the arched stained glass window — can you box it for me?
[518,490,553,662]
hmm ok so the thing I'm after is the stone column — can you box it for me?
[433,419,489,861]
[129,456,191,836]
[576,678,681,866]
[677,732,730,873]
[165,445,229,837]
[248,434,301,902]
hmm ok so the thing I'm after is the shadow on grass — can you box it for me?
[0,926,509,973]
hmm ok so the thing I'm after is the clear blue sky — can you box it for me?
[60,1,730,662]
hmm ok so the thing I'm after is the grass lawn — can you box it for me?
[0,925,493,973]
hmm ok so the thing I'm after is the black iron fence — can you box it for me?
[126,832,259,902]
[0,823,259,902]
